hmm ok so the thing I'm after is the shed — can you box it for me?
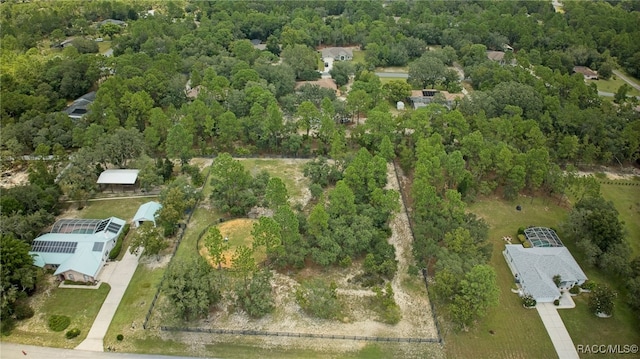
[97,169,140,192]
[132,201,162,228]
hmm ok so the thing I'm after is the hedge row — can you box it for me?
[109,224,131,260]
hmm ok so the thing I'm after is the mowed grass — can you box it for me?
[445,196,565,359]
[599,181,640,255]
[590,78,640,97]
[558,294,640,359]
[72,197,155,221]
[352,50,366,64]
[379,77,408,85]
[105,265,166,352]
[5,284,110,348]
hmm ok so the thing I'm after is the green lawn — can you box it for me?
[558,294,640,359]
[599,181,640,255]
[98,41,112,54]
[590,78,640,97]
[4,284,110,348]
[105,265,166,352]
[447,191,640,359]
[445,196,567,359]
[379,77,408,85]
[73,197,155,221]
[352,50,366,64]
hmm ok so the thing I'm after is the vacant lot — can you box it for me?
[599,181,640,255]
[133,159,442,358]
[5,281,110,348]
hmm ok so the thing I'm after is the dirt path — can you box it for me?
[383,163,438,338]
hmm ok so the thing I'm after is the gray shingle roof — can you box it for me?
[504,244,587,302]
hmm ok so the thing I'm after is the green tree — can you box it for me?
[251,216,281,261]
[209,153,255,216]
[382,80,412,104]
[329,61,354,87]
[282,44,319,80]
[100,23,122,39]
[163,257,221,321]
[449,264,499,329]
[129,222,167,257]
[265,177,289,208]
[346,89,371,125]
[1,235,38,323]
[296,100,320,137]
[232,245,257,288]
[203,226,229,269]
[408,55,445,89]
[166,123,194,165]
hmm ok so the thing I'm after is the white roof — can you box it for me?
[97,169,140,185]
[504,245,587,302]
[133,201,162,223]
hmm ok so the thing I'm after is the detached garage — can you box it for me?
[132,201,162,228]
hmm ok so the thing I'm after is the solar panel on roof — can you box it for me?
[106,222,122,234]
[31,240,77,253]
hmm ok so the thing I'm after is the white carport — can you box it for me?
[132,201,162,228]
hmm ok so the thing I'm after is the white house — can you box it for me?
[503,244,587,303]
[30,217,126,282]
[132,201,162,228]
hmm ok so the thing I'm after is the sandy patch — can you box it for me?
[0,169,29,188]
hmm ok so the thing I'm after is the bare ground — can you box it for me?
[155,162,442,358]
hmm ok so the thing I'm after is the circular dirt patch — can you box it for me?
[198,218,264,268]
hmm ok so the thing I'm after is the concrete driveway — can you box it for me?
[75,249,141,352]
[537,302,580,359]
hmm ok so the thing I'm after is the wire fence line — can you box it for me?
[391,160,444,345]
[159,326,441,343]
[142,166,213,330]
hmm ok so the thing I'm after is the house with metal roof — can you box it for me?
[132,201,162,228]
[30,217,126,283]
[320,47,354,61]
[503,244,587,303]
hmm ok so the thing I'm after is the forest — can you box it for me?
[1,0,639,340]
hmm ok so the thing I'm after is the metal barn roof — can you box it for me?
[97,169,140,185]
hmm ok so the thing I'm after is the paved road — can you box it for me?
[374,72,408,78]
[0,343,206,359]
[75,250,141,351]
[613,69,640,92]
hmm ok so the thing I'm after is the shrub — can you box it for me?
[569,285,581,295]
[581,280,596,291]
[109,224,130,260]
[553,274,562,288]
[522,294,536,307]
[48,315,71,332]
[517,227,525,235]
[295,279,341,320]
[517,234,525,243]
[14,302,34,320]
[116,334,124,341]
[339,256,352,268]
[554,299,560,306]
[522,241,532,248]
[372,283,402,324]
[65,328,81,339]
